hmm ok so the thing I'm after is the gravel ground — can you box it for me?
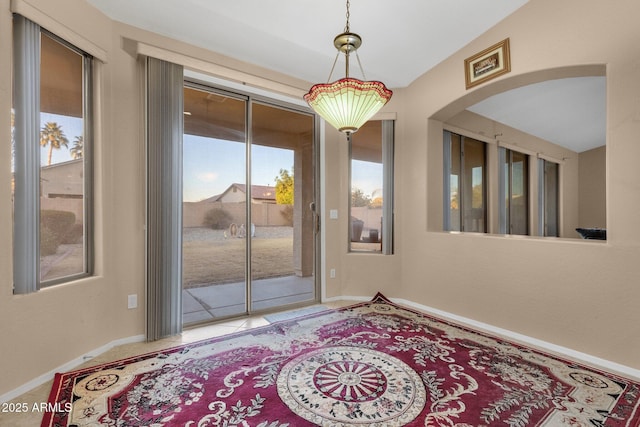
[183,226,293,242]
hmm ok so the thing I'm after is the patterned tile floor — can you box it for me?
[0,300,352,426]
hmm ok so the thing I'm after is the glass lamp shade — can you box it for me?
[304,77,392,133]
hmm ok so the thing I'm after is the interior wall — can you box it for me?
[2,0,639,400]
[578,146,606,228]
[0,0,148,398]
[392,0,640,369]
[322,100,403,300]
[0,0,330,398]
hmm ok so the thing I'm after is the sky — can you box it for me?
[183,135,384,203]
[352,160,383,199]
[183,134,295,202]
[39,113,83,166]
[37,112,384,203]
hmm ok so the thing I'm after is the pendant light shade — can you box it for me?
[304,78,392,134]
[304,1,392,134]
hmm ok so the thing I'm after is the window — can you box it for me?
[12,15,93,293]
[499,148,529,235]
[349,120,394,253]
[539,159,559,237]
[443,131,486,232]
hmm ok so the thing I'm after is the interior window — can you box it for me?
[443,131,486,233]
[499,148,529,235]
[539,159,559,237]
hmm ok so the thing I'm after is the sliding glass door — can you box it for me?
[182,84,317,325]
[250,103,316,310]
[182,87,248,321]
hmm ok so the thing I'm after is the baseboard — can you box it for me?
[323,295,370,303]
[324,294,640,381]
[0,334,145,404]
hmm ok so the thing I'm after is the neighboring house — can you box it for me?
[204,183,277,204]
[40,159,83,199]
[183,184,285,227]
[39,159,84,224]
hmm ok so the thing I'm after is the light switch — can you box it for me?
[329,209,338,219]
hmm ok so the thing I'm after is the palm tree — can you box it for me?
[70,135,83,159]
[40,122,69,165]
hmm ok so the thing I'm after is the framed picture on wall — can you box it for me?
[465,38,511,89]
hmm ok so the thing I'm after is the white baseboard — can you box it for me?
[324,294,640,381]
[323,295,369,303]
[0,334,145,404]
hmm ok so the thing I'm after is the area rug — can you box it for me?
[42,293,640,426]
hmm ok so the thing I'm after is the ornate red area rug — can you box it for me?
[43,293,640,426]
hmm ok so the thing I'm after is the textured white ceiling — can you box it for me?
[86,0,528,87]
[86,0,605,152]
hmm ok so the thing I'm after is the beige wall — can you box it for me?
[1,0,144,398]
[0,0,313,398]
[373,0,638,369]
[578,146,607,228]
[1,0,639,399]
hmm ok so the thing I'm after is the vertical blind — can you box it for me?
[146,57,184,341]
[12,15,41,294]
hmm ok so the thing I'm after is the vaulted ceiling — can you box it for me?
[87,0,605,152]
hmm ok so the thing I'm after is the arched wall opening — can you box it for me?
[426,65,607,240]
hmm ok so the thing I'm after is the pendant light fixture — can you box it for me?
[304,0,392,134]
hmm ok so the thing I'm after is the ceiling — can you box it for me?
[467,77,606,153]
[86,0,606,152]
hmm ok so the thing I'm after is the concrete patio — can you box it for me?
[183,275,316,324]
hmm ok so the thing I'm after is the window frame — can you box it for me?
[348,120,394,254]
[499,147,529,235]
[443,130,487,233]
[12,15,94,293]
[538,158,560,237]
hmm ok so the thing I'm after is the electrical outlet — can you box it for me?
[330,268,336,278]
[127,294,138,309]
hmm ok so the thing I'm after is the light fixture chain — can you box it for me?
[303,0,392,134]
[345,0,350,32]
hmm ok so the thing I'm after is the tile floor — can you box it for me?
[0,300,352,426]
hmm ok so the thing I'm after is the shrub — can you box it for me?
[204,208,233,230]
[41,210,76,242]
[63,223,84,244]
[280,204,294,226]
[40,226,60,256]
